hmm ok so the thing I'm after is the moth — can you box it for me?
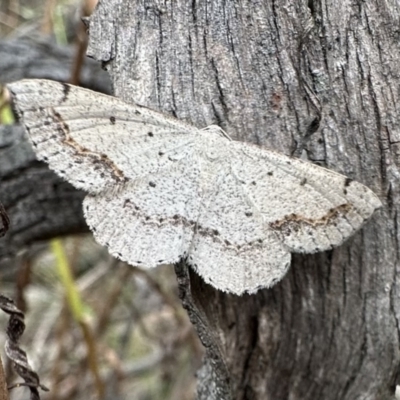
[7,79,382,295]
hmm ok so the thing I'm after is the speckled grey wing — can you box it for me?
[188,157,291,295]
[8,78,204,268]
[7,79,198,193]
[188,131,381,294]
[83,154,203,268]
[230,141,382,254]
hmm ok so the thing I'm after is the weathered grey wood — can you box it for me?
[0,36,111,93]
[1,1,399,398]
[87,1,398,399]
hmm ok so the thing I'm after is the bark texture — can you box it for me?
[87,2,398,399]
[2,1,400,399]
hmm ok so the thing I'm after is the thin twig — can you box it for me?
[0,295,49,400]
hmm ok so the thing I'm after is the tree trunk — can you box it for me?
[87,1,399,399]
[2,1,399,399]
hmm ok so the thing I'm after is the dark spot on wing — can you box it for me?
[251,181,256,185]
[345,178,352,187]
[148,131,154,137]
[267,171,273,176]
[110,116,116,124]
[245,212,253,217]
[61,83,71,101]
[213,229,219,235]
[300,178,307,186]
[159,151,165,156]
[149,181,156,187]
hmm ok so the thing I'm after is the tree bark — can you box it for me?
[2,1,399,399]
[86,2,398,399]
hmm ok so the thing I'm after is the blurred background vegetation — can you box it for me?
[0,1,203,399]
